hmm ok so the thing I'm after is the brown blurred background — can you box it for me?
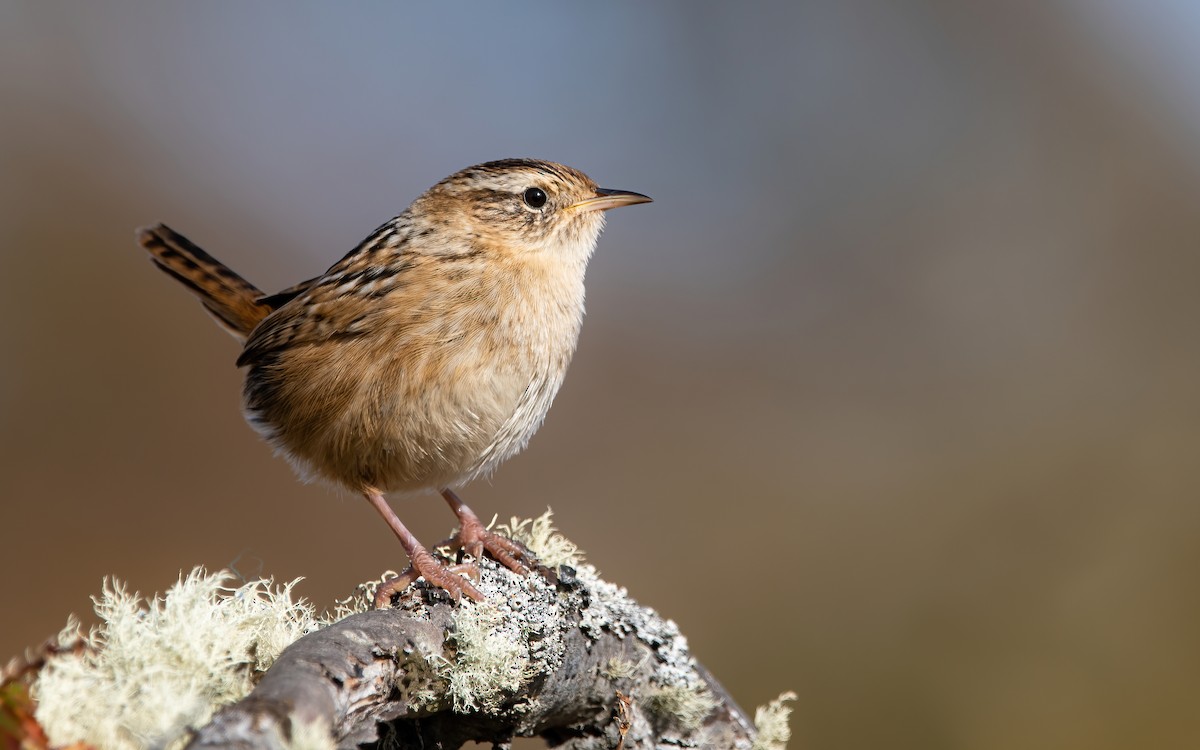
[3,2,1200,748]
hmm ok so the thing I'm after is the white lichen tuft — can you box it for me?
[285,717,336,750]
[33,569,320,750]
[600,656,640,681]
[751,691,797,750]
[327,570,399,620]
[436,599,536,713]
[643,684,718,732]
[398,643,452,711]
[494,509,583,569]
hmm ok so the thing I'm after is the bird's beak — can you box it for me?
[568,188,653,213]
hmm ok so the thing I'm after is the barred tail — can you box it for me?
[137,223,273,340]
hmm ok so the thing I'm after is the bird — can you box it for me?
[137,159,651,607]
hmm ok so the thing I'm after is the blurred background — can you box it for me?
[3,2,1200,748]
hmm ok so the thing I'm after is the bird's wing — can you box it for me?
[236,223,417,368]
[256,276,321,310]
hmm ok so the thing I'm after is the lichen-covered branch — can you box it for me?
[24,516,792,750]
[188,555,762,750]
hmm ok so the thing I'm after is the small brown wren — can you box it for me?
[137,159,651,606]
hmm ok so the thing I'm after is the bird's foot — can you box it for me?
[438,522,537,576]
[373,545,484,608]
[437,492,558,585]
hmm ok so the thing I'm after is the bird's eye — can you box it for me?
[523,187,548,209]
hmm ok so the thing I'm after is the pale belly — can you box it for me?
[242,334,568,494]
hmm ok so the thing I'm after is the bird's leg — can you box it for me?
[437,488,539,576]
[365,488,484,607]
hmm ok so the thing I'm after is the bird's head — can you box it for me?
[413,158,651,264]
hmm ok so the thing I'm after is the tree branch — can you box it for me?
[187,557,760,749]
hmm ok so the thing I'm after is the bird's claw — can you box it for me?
[373,549,485,608]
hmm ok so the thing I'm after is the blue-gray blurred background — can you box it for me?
[3,2,1200,748]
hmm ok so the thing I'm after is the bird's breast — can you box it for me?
[455,264,586,478]
[241,256,587,493]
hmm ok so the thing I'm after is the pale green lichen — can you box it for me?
[33,569,320,750]
[398,641,451,711]
[643,684,718,732]
[600,656,639,681]
[751,691,797,750]
[436,600,537,713]
[494,509,583,569]
[285,717,336,750]
[327,570,399,620]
